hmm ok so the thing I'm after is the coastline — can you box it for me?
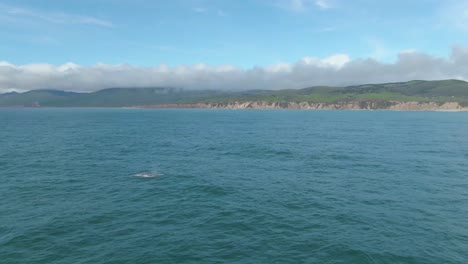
[127,101,468,111]
[2,101,468,111]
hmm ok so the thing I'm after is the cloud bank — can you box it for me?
[1,47,468,93]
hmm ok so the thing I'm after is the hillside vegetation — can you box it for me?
[1,80,468,107]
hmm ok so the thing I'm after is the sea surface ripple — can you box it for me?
[1,109,467,263]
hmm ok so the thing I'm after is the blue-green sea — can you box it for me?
[1,109,467,263]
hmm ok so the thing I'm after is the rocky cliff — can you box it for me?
[133,101,468,111]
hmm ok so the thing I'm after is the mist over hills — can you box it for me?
[1,80,468,108]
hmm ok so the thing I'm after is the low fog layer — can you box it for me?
[1,47,468,93]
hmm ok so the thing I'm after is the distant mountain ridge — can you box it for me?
[1,80,468,109]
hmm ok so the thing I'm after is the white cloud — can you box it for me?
[0,3,112,27]
[1,47,468,93]
[315,0,332,9]
[322,54,350,68]
[300,54,350,69]
[266,63,293,73]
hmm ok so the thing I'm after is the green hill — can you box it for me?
[199,80,468,104]
[1,80,468,107]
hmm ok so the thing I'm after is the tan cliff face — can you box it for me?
[386,101,466,110]
[133,101,468,111]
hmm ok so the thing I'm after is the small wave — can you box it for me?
[133,172,162,178]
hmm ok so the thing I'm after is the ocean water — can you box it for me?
[1,109,467,264]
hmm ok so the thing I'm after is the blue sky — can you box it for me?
[1,0,468,91]
[1,0,466,66]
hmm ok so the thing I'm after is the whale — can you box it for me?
[133,172,161,178]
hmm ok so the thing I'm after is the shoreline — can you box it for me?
[2,101,468,111]
[126,101,468,111]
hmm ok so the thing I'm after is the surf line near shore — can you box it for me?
[126,101,468,111]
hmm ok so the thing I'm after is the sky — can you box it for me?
[1,0,468,92]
